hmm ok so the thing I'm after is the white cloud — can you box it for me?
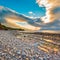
[28,11,36,16]
[36,0,60,23]
[28,11,35,19]
[29,11,33,14]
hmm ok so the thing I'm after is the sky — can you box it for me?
[0,0,46,17]
[0,0,60,31]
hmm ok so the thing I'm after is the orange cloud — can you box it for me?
[4,15,40,31]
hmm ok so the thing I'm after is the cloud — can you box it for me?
[36,0,60,23]
[29,11,33,14]
[3,14,40,31]
[28,11,37,19]
[0,6,4,10]
[28,11,35,16]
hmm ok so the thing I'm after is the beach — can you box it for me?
[0,30,60,60]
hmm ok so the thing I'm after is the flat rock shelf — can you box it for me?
[0,30,60,60]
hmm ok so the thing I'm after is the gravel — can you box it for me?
[0,30,60,60]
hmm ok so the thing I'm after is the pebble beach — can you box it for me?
[0,30,60,60]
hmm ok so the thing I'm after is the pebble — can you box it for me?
[0,30,60,60]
